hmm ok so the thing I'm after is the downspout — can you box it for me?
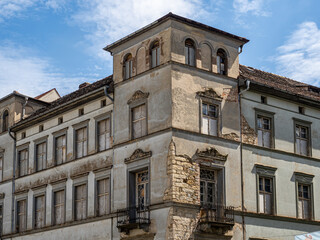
[21,97,29,120]
[104,84,114,238]
[8,127,16,234]
[238,79,250,240]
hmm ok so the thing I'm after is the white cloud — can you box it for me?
[71,0,211,59]
[276,21,320,86]
[233,0,269,17]
[0,43,93,98]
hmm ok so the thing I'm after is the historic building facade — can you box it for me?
[0,13,320,239]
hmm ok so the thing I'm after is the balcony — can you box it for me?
[199,204,234,234]
[116,206,151,234]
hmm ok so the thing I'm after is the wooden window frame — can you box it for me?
[293,118,312,157]
[2,110,9,133]
[129,99,148,140]
[33,194,46,229]
[185,38,196,67]
[217,49,227,75]
[95,112,112,153]
[52,187,66,225]
[73,120,89,160]
[15,195,28,233]
[295,172,314,220]
[255,164,277,215]
[72,175,88,221]
[199,97,221,137]
[150,40,160,68]
[53,128,68,166]
[34,137,48,172]
[255,109,275,149]
[123,53,133,80]
[16,143,29,178]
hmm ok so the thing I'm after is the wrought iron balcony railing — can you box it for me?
[116,205,150,233]
[200,203,234,225]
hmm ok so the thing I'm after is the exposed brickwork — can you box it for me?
[222,87,238,102]
[222,132,240,141]
[241,115,257,144]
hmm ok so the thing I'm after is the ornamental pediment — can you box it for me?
[195,147,227,161]
[125,149,152,164]
[197,88,222,100]
[127,90,149,104]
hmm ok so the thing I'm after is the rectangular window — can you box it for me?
[136,170,149,209]
[34,195,45,229]
[55,135,66,165]
[201,103,218,136]
[53,190,65,225]
[76,127,87,158]
[18,149,28,177]
[258,177,273,214]
[97,178,110,216]
[257,115,272,148]
[298,183,311,219]
[98,119,111,151]
[200,169,216,206]
[36,142,46,171]
[132,104,147,139]
[17,200,27,232]
[295,124,309,156]
[74,184,87,220]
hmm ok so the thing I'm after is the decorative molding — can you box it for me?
[197,88,222,100]
[195,147,227,161]
[125,149,152,164]
[294,171,314,184]
[127,90,149,104]
[255,164,277,177]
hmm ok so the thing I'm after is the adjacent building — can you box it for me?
[0,13,320,239]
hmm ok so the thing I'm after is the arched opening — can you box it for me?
[185,39,196,66]
[150,41,160,68]
[2,110,9,132]
[217,49,227,75]
[124,54,133,80]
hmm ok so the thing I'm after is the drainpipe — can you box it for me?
[21,97,29,120]
[238,79,250,240]
[104,84,115,237]
[8,127,16,234]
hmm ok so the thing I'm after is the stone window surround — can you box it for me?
[293,118,312,157]
[255,164,277,215]
[294,171,314,220]
[33,136,48,173]
[72,119,90,160]
[126,153,150,208]
[198,96,222,137]
[51,179,67,226]
[32,186,47,229]
[16,143,30,178]
[15,192,28,233]
[254,108,275,149]
[94,112,112,153]
[128,94,149,140]
[94,168,111,216]
[71,173,88,221]
[0,149,4,182]
[52,127,68,166]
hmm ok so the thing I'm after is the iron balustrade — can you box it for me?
[200,203,234,224]
[116,205,150,232]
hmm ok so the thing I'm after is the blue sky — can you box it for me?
[1,0,320,98]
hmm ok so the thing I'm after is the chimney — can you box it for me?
[79,82,90,89]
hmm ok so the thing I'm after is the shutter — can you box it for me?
[303,200,310,219]
[209,119,218,136]
[202,117,209,134]
[263,131,271,148]
[259,194,265,213]
[296,139,301,154]
[298,199,302,218]
[217,56,221,73]
[257,130,263,146]
[300,139,308,156]
[190,47,195,66]
[265,194,272,214]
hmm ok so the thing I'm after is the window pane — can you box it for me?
[54,190,65,225]
[202,117,209,134]
[300,139,308,156]
[75,185,87,220]
[303,200,310,219]
[263,131,271,148]
[265,178,271,193]
[257,130,263,147]
[152,49,157,68]
[265,194,272,214]
[209,119,217,136]
[35,196,45,228]
[189,47,195,66]
[259,193,264,213]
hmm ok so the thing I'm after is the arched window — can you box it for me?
[185,39,195,66]
[150,41,160,68]
[217,49,227,75]
[124,54,133,79]
[2,110,9,132]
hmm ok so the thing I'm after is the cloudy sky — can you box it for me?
[1,0,320,97]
